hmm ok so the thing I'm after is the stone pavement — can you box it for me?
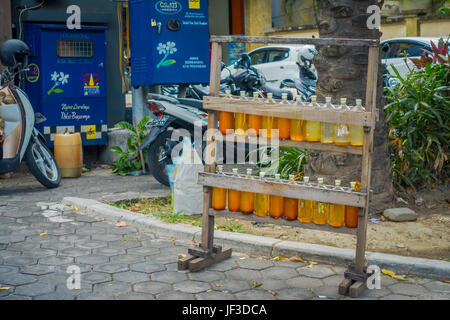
[0,168,449,300]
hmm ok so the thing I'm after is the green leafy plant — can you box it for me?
[111,117,150,176]
[384,38,450,193]
[250,146,308,180]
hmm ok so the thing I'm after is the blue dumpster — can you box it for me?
[23,23,108,147]
[129,0,210,86]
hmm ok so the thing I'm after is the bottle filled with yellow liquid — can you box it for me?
[235,91,248,136]
[305,95,321,142]
[313,177,329,225]
[291,96,306,142]
[345,181,359,228]
[329,179,345,227]
[284,175,298,220]
[269,174,284,218]
[262,93,277,138]
[254,171,269,217]
[321,97,336,144]
[219,89,235,135]
[240,168,255,214]
[228,168,241,212]
[349,99,365,147]
[298,176,314,223]
[277,93,291,140]
[335,98,350,146]
[248,91,262,137]
[211,165,227,210]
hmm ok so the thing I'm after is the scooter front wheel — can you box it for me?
[25,137,61,189]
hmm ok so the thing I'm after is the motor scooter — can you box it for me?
[0,39,61,188]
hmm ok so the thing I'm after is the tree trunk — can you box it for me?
[306,0,394,212]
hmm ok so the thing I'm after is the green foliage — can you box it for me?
[111,117,150,176]
[384,39,450,192]
[250,146,308,180]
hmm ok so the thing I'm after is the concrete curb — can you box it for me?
[62,196,450,281]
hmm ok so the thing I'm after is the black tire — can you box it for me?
[25,137,61,189]
[147,130,175,187]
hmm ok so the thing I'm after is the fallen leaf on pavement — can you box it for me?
[115,221,127,227]
[215,283,222,287]
[0,287,11,290]
[382,269,409,281]
[289,256,306,263]
[307,261,318,268]
[268,290,277,296]
[73,206,79,211]
[207,289,213,293]
[130,208,140,212]
[252,281,262,288]
[442,280,450,284]
[239,257,247,260]
[271,255,289,261]
[178,254,186,259]
[40,232,47,236]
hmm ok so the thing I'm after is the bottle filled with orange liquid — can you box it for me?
[349,99,365,147]
[305,95,321,142]
[335,98,350,146]
[240,168,255,214]
[262,93,277,138]
[248,91,262,137]
[254,171,269,217]
[329,179,345,227]
[321,97,336,144]
[277,93,291,140]
[212,165,227,210]
[291,96,306,142]
[313,177,329,225]
[219,89,234,135]
[228,168,241,212]
[284,174,298,220]
[235,91,248,136]
[269,174,284,218]
[298,176,314,223]
[345,181,359,228]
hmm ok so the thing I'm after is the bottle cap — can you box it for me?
[275,173,281,179]
[253,91,259,98]
[289,174,295,181]
[317,177,324,184]
[340,98,347,104]
[267,92,273,99]
[232,168,238,174]
[325,97,332,103]
[225,89,231,95]
[296,96,302,102]
[303,176,310,183]
[335,179,341,186]
[350,181,356,189]
[311,95,317,102]
[356,99,362,105]
[260,171,265,178]
[281,93,288,100]
[217,165,223,173]
[240,91,246,97]
[246,168,252,175]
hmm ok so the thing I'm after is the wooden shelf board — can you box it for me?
[198,172,367,208]
[203,96,374,127]
[210,209,357,235]
[216,133,363,155]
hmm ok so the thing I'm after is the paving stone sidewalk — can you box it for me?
[0,168,449,300]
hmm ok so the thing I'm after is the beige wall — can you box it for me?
[244,0,271,51]
[380,22,406,40]
[420,20,450,37]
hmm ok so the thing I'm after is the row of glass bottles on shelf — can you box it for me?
[211,166,359,229]
[218,90,365,147]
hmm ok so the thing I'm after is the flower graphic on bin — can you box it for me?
[156,41,177,68]
[47,71,69,95]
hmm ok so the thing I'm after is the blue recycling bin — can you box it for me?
[23,23,108,147]
[129,0,210,86]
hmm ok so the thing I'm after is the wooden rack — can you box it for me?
[178,35,380,298]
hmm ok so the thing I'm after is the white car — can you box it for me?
[222,45,315,88]
[381,37,443,80]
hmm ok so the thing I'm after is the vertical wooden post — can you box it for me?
[201,41,222,251]
[354,45,379,272]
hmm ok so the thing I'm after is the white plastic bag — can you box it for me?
[173,137,204,215]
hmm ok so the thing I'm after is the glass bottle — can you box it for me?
[254,171,269,217]
[284,174,298,220]
[349,99,365,147]
[269,174,284,218]
[328,179,345,227]
[313,177,329,225]
[298,176,314,223]
[291,96,306,142]
[321,97,336,144]
[212,165,226,210]
[277,93,291,140]
[305,95,321,142]
[235,91,248,136]
[219,89,234,135]
[262,92,277,138]
[335,98,350,146]
[248,91,262,137]
[227,168,241,212]
[240,168,255,214]
[345,181,359,228]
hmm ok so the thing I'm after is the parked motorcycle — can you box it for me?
[0,39,61,188]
